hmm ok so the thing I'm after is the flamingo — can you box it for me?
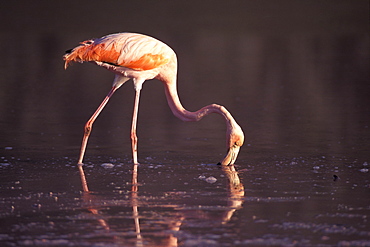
[64,32,244,169]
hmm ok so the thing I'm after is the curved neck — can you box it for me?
[158,56,243,165]
[163,80,236,127]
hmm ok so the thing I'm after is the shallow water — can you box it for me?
[1,157,369,246]
[1,1,369,246]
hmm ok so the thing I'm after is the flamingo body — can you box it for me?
[64,33,172,71]
[64,33,244,191]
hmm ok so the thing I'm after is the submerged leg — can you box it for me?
[131,88,142,164]
[77,86,118,192]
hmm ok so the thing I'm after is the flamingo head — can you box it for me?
[218,124,244,166]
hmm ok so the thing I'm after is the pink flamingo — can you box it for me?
[64,32,244,174]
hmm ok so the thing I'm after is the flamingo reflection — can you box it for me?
[80,164,244,246]
[131,163,143,246]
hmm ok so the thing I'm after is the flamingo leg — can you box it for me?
[77,86,118,192]
[131,88,142,164]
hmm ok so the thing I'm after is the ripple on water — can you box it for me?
[272,221,370,237]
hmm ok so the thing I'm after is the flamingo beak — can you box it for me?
[217,145,240,166]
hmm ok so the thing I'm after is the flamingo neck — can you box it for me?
[163,80,237,128]
[161,72,244,165]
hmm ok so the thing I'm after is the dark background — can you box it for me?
[1,0,368,163]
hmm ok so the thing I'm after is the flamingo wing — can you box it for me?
[64,33,172,71]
